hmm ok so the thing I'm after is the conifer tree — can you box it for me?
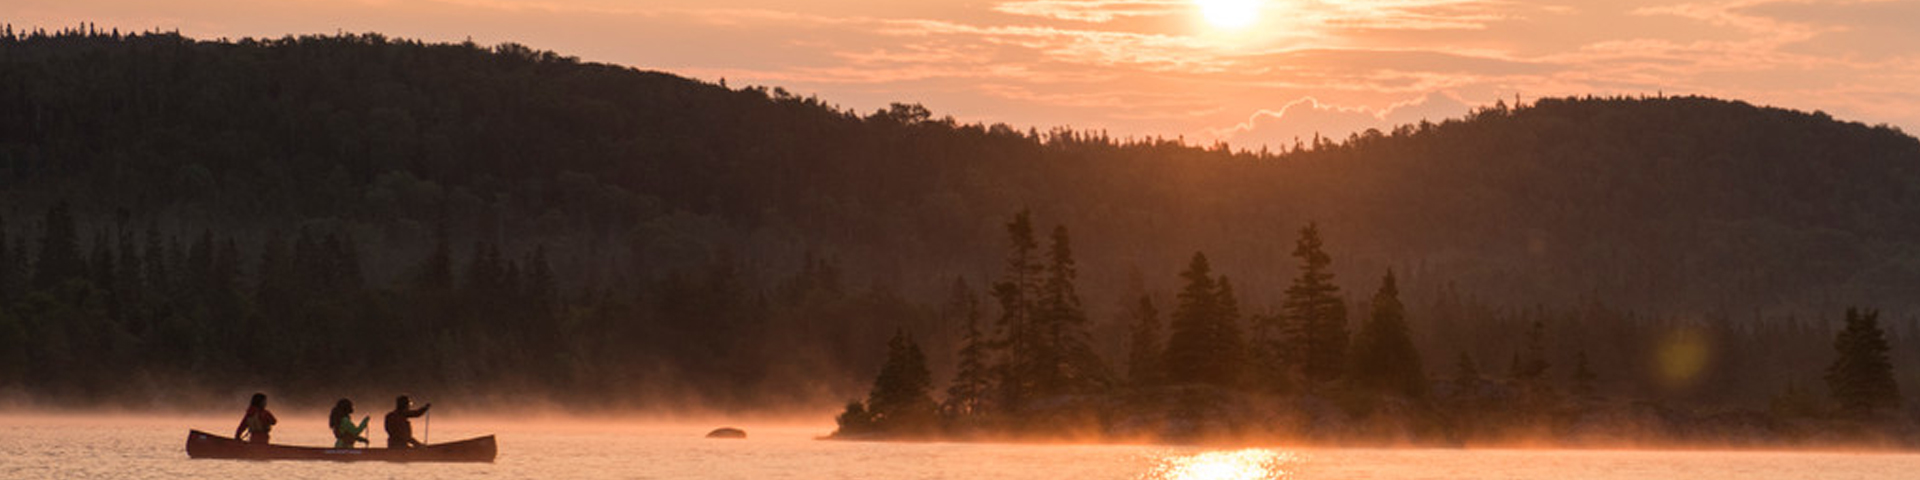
[113,229,141,323]
[0,214,9,298]
[1037,224,1107,395]
[1571,351,1597,397]
[419,228,455,292]
[1164,252,1239,387]
[866,329,936,433]
[1213,276,1245,385]
[1519,319,1549,382]
[1351,270,1426,397]
[1825,308,1899,416]
[990,210,1042,412]
[88,231,117,314]
[943,276,991,417]
[0,214,13,303]
[1125,294,1163,387]
[1452,351,1480,392]
[835,401,875,435]
[185,229,214,307]
[522,245,558,354]
[1279,223,1346,389]
[33,201,85,290]
[141,220,168,297]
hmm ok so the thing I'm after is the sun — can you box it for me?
[1194,0,1261,30]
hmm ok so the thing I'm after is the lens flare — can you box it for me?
[1655,327,1711,389]
[1144,449,1298,480]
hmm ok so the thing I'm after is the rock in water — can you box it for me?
[706,427,747,439]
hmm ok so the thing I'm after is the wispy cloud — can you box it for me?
[991,0,1188,23]
[7,0,1919,149]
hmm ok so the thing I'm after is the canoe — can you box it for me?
[185,430,497,462]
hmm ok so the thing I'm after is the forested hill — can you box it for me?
[1,29,1918,407]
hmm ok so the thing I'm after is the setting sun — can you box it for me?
[1195,0,1261,29]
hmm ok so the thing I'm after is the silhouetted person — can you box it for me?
[329,398,370,448]
[234,392,277,444]
[385,395,432,448]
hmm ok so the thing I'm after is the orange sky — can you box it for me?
[6,0,1918,150]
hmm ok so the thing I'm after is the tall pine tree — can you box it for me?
[1036,224,1107,395]
[943,276,991,417]
[866,329,936,433]
[1279,223,1346,389]
[1164,252,1241,387]
[1350,270,1426,398]
[990,209,1042,412]
[1825,307,1899,416]
[1125,294,1163,387]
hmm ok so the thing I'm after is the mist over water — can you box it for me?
[6,413,1919,479]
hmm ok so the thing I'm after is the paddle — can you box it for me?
[424,409,431,445]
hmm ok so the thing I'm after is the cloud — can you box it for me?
[1735,0,1920,60]
[1215,93,1474,150]
[991,0,1188,23]
[7,0,1920,151]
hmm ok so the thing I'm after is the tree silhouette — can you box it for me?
[1280,223,1346,390]
[1350,270,1426,398]
[990,210,1042,412]
[864,330,936,434]
[1036,224,1108,395]
[943,276,991,418]
[1164,252,1241,388]
[32,202,84,290]
[1124,294,1163,387]
[1824,308,1899,417]
[1452,351,1480,393]
[1571,351,1597,397]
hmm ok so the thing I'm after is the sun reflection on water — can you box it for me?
[1142,449,1300,480]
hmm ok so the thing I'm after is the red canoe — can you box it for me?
[185,430,497,462]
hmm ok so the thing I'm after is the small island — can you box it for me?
[706,427,747,439]
[830,213,1919,448]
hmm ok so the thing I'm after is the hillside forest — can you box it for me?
[2,29,1919,442]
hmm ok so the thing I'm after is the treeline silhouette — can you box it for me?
[1,28,1919,419]
[839,217,1913,444]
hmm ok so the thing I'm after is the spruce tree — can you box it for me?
[1519,319,1549,382]
[1279,223,1346,389]
[1125,294,1163,387]
[0,214,11,302]
[1164,252,1238,387]
[0,214,9,298]
[1037,224,1107,395]
[1825,307,1899,416]
[1213,276,1245,386]
[1351,270,1426,397]
[1452,351,1480,392]
[33,201,85,290]
[113,229,141,323]
[1571,351,1597,397]
[990,210,1042,412]
[867,330,936,433]
[141,220,168,297]
[943,276,991,417]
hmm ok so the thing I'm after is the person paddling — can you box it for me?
[329,398,371,448]
[234,392,277,444]
[385,395,433,448]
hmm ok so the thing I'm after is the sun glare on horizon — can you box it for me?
[1146,449,1297,480]
[1195,0,1261,29]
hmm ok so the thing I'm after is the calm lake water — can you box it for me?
[4,413,1918,479]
